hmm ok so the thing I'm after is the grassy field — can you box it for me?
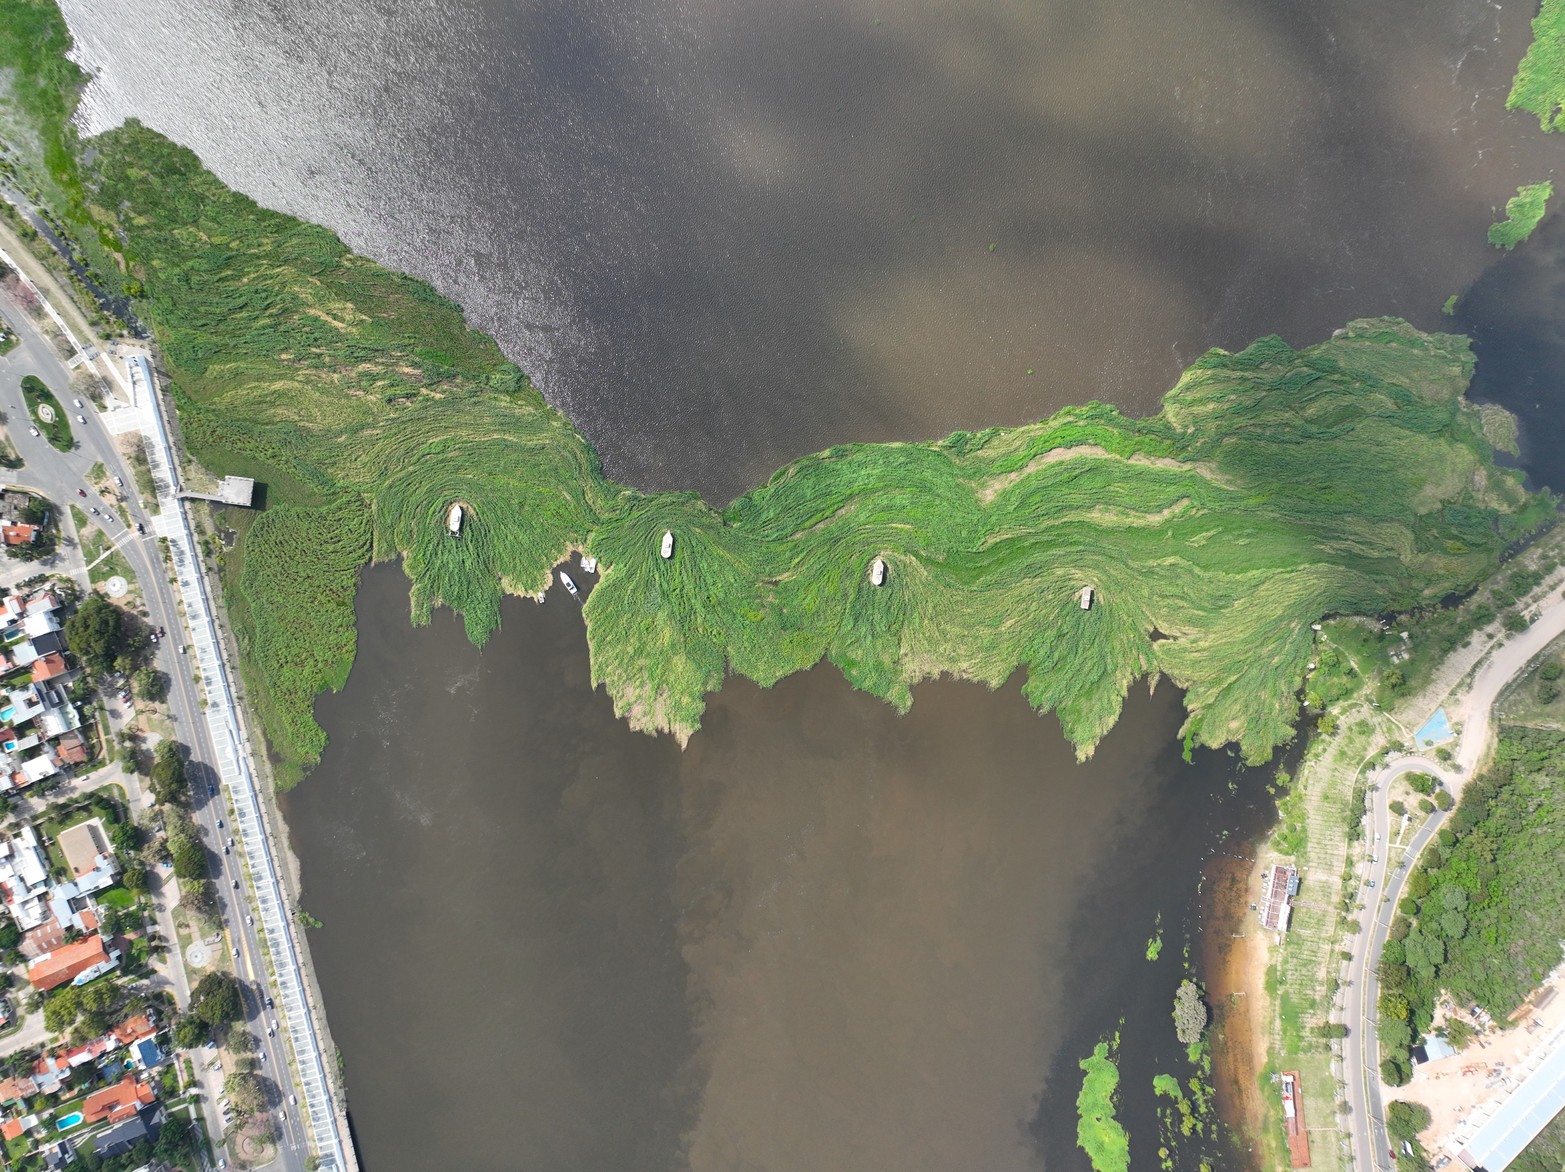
[20,373,71,451]
[0,5,1552,786]
[1489,181,1554,249]
[1510,0,1565,131]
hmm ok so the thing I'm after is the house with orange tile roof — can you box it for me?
[0,1116,23,1141]
[28,653,67,684]
[24,934,118,992]
[81,1075,155,1126]
[1,524,39,548]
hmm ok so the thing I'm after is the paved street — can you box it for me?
[1343,580,1565,1172]
[0,231,334,1170]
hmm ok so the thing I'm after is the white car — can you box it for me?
[74,414,84,424]
[71,398,82,408]
[27,427,37,437]
[113,475,123,487]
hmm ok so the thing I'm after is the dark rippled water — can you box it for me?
[54,0,1565,1168]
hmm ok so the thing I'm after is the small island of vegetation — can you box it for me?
[1488,181,1554,250]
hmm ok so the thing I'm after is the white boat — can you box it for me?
[581,556,598,574]
[870,557,886,586]
[661,530,674,559]
[559,571,579,598]
[446,503,464,537]
[1079,586,1094,610]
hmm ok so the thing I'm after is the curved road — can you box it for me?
[1345,581,1565,1172]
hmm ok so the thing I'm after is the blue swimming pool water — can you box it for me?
[55,1111,82,1131]
[1415,707,1453,749]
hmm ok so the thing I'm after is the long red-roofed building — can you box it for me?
[82,1075,155,1126]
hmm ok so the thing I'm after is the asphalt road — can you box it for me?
[1343,582,1565,1172]
[0,296,310,1169]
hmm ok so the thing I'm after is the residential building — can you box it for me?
[25,934,119,992]
[81,1075,156,1126]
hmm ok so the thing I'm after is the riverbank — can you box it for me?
[1209,523,1565,1170]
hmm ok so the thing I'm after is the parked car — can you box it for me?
[216,817,223,828]
[75,489,85,497]
[89,507,98,515]
[231,879,239,890]
[74,414,84,424]
[208,783,216,796]
[27,427,37,437]
[113,475,123,487]
[71,398,82,408]
[266,995,274,1009]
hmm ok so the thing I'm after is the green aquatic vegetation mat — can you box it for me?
[1489,181,1554,250]
[78,121,1545,780]
[1078,1038,1130,1172]
[1510,0,1565,132]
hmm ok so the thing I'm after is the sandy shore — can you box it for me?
[1204,848,1275,1170]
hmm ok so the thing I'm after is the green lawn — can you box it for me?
[20,374,72,452]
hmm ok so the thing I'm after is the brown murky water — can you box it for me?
[288,566,1269,1171]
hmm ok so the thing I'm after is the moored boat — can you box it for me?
[661,530,674,559]
[870,557,886,586]
[447,503,464,537]
[1079,585,1094,610]
[559,571,579,598]
[581,556,598,574]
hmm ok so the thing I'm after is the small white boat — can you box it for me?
[446,503,464,537]
[581,556,598,574]
[870,557,886,587]
[661,530,674,559]
[559,571,579,598]
[1079,586,1094,610]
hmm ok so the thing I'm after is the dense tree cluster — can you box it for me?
[1378,729,1565,1085]
[148,741,186,806]
[63,593,146,676]
[189,971,242,1028]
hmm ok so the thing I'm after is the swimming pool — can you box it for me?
[54,1111,82,1130]
[1415,707,1453,749]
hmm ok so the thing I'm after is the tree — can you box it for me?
[1434,789,1454,811]
[63,594,125,676]
[171,1015,207,1050]
[1172,979,1207,1047]
[166,811,205,879]
[228,1029,258,1054]
[191,971,242,1027]
[224,1070,265,1116]
[108,821,139,855]
[1387,1099,1432,1149]
[42,986,79,1034]
[1542,661,1564,682]
[153,1112,191,1163]
[1381,1055,1411,1086]
[119,856,148,894]
[149,741,186,806]
[134,667,166,703]
[1313,1022,1350,1038]
[0,918,20,952]
[1445,1017,1475,1050]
